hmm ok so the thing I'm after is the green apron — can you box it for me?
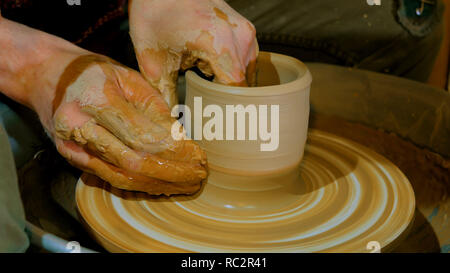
[0,123,29,252]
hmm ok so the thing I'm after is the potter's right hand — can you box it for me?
[129,0,259,109]
[0,17,207,195]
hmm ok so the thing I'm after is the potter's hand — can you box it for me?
[0,18,207,195]
[129,0,259,108]
[48,54,207,195]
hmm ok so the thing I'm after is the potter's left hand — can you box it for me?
[0,15,207,195]
[129,0,259,108]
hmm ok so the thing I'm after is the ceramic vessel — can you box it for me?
[184,51,312,173]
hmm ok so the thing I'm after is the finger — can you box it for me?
[136,48,181,109]
[245,38,259,87]
[80,80,174,155]
[180,50,214,77]
[207,5,258,86]
[55,139,201,195]
[186,28,247,86]
[224,19,258,86]
[115,68,172,120]
[51,55,169,154]
[53,57,206,166]
[207,49,247,87]
[53,101,93,140]
[70,121,207,183]
[113,68,207,165]
[81,172,201,196]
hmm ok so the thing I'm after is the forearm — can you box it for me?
[0,16,87,111]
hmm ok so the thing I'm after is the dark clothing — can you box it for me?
[0,0,126,44]
[227,0,445,83]
[0,0,445,82]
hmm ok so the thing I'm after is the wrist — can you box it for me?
[26,48,87,131]
[0,18,87,129]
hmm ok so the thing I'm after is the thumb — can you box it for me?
[136,48,181,109]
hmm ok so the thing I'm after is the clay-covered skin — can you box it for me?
[0,14,207,195]
[52,55,208,195]
[129,0,259,108]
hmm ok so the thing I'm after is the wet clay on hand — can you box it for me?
[52,54,207,195]
[129,0,259,108]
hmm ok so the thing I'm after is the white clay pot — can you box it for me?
[185,51,312,174]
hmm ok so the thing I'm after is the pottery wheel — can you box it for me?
[76,129,415,252]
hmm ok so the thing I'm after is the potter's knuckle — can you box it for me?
[55,142,68,157]
[246,21,256,36]
[220,25,234,37]
[54,118,69,134]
